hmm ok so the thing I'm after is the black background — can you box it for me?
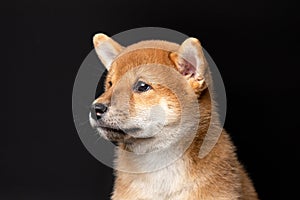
[2,0,299,199]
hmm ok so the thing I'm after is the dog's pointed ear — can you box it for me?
[93,33,124,70]
[170,38,208,92]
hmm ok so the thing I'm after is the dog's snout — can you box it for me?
[91,103,108,120]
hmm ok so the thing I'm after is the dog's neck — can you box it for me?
[189,89,214,153]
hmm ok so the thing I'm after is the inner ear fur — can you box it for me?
[93,33,124,70]
[170,37,208,93]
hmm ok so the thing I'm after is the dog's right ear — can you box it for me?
[170,38,208,94]
[93,33,124,70]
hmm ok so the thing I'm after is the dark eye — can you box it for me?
[108,81,112,87]
[134,81,152,92]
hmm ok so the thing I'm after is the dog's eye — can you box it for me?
[108,81,112,87]
[134,81,152,93]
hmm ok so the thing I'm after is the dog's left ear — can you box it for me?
[170,38,208,93]
[93,33,124,70]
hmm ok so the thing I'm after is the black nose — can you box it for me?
[90,103,108,120]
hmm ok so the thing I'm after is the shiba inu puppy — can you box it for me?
[89,33,258,200]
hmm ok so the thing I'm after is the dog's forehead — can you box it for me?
[118,40,180,56]
[108,40,180,80]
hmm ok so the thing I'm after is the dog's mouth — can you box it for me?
[100,126,126,135]
[97,126,142,135]
[96,125,154,143]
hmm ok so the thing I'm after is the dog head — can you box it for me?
[89,34,210,153]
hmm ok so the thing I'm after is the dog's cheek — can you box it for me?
[163,98,182,124]
[129,92,161,117]
[128,87,181,126]
[156,87,181,120]
[147,88,181,124]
